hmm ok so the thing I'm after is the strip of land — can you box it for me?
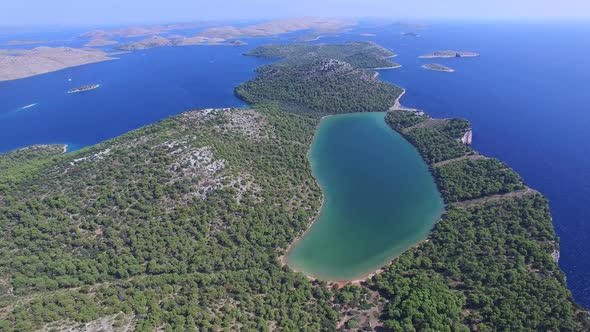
[0,47,116,81]
[116,17,356,50]
[80,22,204,39]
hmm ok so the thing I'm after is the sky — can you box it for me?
[2,0,590,26]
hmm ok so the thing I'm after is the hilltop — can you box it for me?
[236,42,402,115]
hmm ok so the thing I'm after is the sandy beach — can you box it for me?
[279,181,325,268]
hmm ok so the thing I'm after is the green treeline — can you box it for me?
[372,195,586,331]
[237,43,403,115]
[0,105,340,331]
[435,158,526,202]
[0,145,65,194]
[384,109,427,129]
[401,127,472,164]
[236,61,402,115]
[244,42,398,68]
[376,108,589,330]
[385,111,472,163]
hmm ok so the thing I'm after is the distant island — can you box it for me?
[228,40,248,46]
[242,41,399,69]
[79,22,203,40]
[419,50,479,58]
[402,32,420,37]
[116,35,176,51]
[67,84,100,94]
[0,47,115,81]
[422,63,455,72]
[84,37,118,47]
[117,17,356,50]
[0,18,358,81]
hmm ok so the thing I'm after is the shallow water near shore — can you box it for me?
[286,112,444,281]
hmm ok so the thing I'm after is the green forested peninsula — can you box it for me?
[236,42,402,115]
[1,42,588,331]
[244,42,399,68]
[377,109,589,330]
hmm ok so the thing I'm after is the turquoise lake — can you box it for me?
[287,112,444,281]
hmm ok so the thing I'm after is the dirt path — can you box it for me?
[432,154,486,168]
[454,187,538,209]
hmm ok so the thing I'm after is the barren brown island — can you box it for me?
[0,47,115,81]
[0,39,588,331]
[0,18,357,82]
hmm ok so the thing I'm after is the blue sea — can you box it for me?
[1,21,589,308]
[0,41,274,151]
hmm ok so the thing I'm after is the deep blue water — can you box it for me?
[1,21,589,308]
[0,42,274,152]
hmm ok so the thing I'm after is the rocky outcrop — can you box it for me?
[552,250,561,263]
[460,129,473,145]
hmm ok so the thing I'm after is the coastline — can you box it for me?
[334,237,435,287]
[370,55,401,72]
[278,193,324,269]
[390,88,420,112]
[371,64,402,70]
[0,48,117,82]
[279,118,326,270]
[372,66,402,79]
[299,35,325,42]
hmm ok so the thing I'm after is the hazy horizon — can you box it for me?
[3,0,590,27]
